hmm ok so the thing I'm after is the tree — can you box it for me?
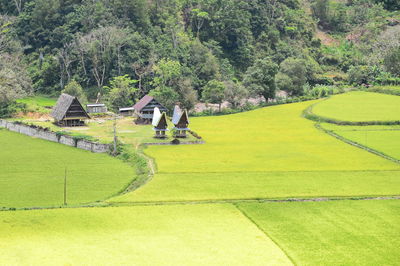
[224,80,248,108]
[104,75,138,112]
[149,86,180,113]
[202,80,226,112]
[62,80,88,104]
[243,58,278,101]
[384,47,400,76]
[276,57,307,96]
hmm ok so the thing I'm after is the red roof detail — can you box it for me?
[133,95,154,112]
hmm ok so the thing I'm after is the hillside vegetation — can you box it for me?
[1,0,400,116]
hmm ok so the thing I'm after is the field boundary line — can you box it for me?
[316,123,400,165]
[2,196,399,212]
[302,98,400,126]
[234,203,296,266]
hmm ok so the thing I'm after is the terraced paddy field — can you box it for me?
[321,123,400,160]
[0,129,134,208]
[1,92,400,265]
[311,91,400,123]
[0,204,291,265]
[238,200,400,265]
[112,100,400,203]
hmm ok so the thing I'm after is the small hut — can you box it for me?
[133,95,168,124]
[119,107,135,116]
[152,107,168,138]
[52,93,90,127]
[87,103,107,114]
[172,105,190,138]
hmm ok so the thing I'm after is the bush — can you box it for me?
[308,85,341,97]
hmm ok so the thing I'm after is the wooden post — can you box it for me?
[64,167,67,206]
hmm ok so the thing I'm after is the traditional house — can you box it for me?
[152,107,168,138]
[172,105,190,138]
[87,103,107,114]
[133,95,168,124]
[119,107,135,116]
[52,93,90,127]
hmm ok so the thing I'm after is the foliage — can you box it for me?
[104,75,138,112]
[308,85,341,97]
[62,80,87,104]
[243,58,278,101]
[202,80,226,111]
[224,80,248,108]
[384,46,400,76]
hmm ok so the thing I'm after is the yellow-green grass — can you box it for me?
[311,91,400,122]
[0,129,134,208]
[0,204,291,265]
[22,117,198,146]
[111,100,400,203]
[16,96,57,107]
[16,96,58,114]
[321,123,400,160]
[237,200,400,265]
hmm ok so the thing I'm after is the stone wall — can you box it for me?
[0,119,110,153]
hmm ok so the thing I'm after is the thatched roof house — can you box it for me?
[133,95,168,123]
[52,93,90,127]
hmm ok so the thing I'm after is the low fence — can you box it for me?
[0,119,110,153]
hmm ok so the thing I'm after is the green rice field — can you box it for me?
[238,200,400,265]
[311,91,400,122]
[0,129,134,208]
[0,204,291,265]
[321,123,400,160]
[112,100,400,203]
[1,92,400,265]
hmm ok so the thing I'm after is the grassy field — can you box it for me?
[20,117,198,145]
[321,123,400,160]
[0,204,291,265]
[311,91,400,122]
[0,129,134,208]
[112,100,400,203]
[238,200,400,265]
[16,96,58,114]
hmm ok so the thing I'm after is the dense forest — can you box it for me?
[0,0,399,115]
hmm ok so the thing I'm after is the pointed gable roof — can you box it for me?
[154,112,168,130]
[172,105,182,125]
[152,107,162,127]
[133,95,154,112]
[172,105,189,127]
[51,93,90,121]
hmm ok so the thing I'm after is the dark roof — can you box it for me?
[133,95,154,112]
[52,93,89,121]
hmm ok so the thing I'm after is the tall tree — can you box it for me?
[243,58,278,101]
